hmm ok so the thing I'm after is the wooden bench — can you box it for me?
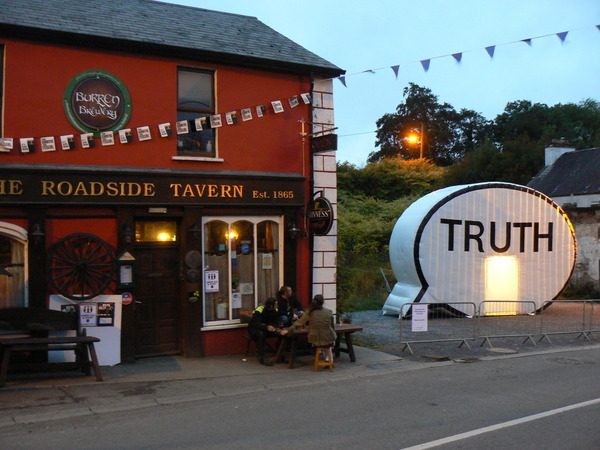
[0,307,103,387]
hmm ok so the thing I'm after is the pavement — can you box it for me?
[3,339,600,430]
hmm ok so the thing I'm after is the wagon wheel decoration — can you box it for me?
[48,233,116,300]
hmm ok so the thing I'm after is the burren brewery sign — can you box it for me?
[309,193,334,235]
[64,70,132,132]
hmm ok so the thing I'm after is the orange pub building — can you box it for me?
[0,0,343,359]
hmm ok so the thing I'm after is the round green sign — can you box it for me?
[64,70,132,133]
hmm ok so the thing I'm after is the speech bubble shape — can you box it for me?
[382,183,576,316]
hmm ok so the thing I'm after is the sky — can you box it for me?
[165,0,600,166]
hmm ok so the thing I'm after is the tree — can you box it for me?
[445,98,600,185]
[369,83,490,165]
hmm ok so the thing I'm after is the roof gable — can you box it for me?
[0,0,343,77]
[528,147,600,197]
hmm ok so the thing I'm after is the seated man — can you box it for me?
[247,297,280,366]
[276,286,304,327]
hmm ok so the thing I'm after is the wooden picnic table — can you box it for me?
[274,323,363,369]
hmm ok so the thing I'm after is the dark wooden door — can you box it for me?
[134,246,180,357]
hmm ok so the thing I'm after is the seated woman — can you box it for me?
[281,294,336,359]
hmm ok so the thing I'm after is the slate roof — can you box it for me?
[528,147,600,197]
[0,0,343,77]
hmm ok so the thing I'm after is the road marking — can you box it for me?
[402,397,600,450]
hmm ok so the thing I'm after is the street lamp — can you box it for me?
[403,122,424,159]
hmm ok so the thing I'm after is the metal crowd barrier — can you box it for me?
[398,302,478,355]
[478,301,537,348]
[398,299,600,355]
[538,300,599,343]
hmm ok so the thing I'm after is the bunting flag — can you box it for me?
[81,133,94,148]
[300,93,311,104]
[241,108,253,121]
[158,123,172,137]
[137,126,152,141]
[101,131,115,146]
[194,117,206,131]
[271,100,284,113]
[119,129,132,144]
[209,114,223,128]
[60,135,75,150]
[225,111,238,125]
[0,90,315,156]
[557,31,568,42]
[41,136,56,152]
[332,24,597,82]
[0,138,12,152]
[20,138,34,153]
[288,95,300,108]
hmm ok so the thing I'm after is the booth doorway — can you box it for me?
[133,220,180,357]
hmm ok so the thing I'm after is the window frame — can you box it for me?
[0,44,4,135]
[0,222,29,308]
[201,216,284,329]
[174,66,219,161]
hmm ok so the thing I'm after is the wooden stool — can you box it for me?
[313,346,334,371]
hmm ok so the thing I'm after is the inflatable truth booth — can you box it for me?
[382,182,577,316]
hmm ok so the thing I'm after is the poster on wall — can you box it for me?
[79,302,97,326]
[232,292,242,309]
[262,253,273,270]
[97,302,115,326]
[205,270,219,293]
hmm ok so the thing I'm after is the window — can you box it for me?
[0,44,3,134]
[0,222,27,309]
[177,68,215,157]
[202,217,283,326]
[135,220,178,243]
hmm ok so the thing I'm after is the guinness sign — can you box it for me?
[64,70,132,132]
[308,194,334,235]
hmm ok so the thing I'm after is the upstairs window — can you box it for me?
[177,68,216,157]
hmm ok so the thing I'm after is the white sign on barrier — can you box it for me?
[412,304,429,332]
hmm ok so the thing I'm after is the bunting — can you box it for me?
[334,23,597,86]
[0,91,314,155]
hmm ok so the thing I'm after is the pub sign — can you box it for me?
[308,193,334,235]
[64,70,132,133]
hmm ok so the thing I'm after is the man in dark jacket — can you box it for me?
[275,286,304,327]
[248,297,279,366]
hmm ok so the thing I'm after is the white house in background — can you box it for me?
[529,144,600,292]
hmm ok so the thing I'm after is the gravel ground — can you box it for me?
[348,303,600,362]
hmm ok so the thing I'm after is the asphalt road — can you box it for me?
[3,348,600,449]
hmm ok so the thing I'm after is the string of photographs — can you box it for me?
[335,24,600,86]
[0,92,312,154]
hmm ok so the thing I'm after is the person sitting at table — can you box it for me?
[247,298,280,366]
[276,286,304,327]
[281,294,336,360]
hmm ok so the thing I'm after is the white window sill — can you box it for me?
[172,156,224,162]
[201,323,247,331]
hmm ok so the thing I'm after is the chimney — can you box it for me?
[545,138,575,166]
